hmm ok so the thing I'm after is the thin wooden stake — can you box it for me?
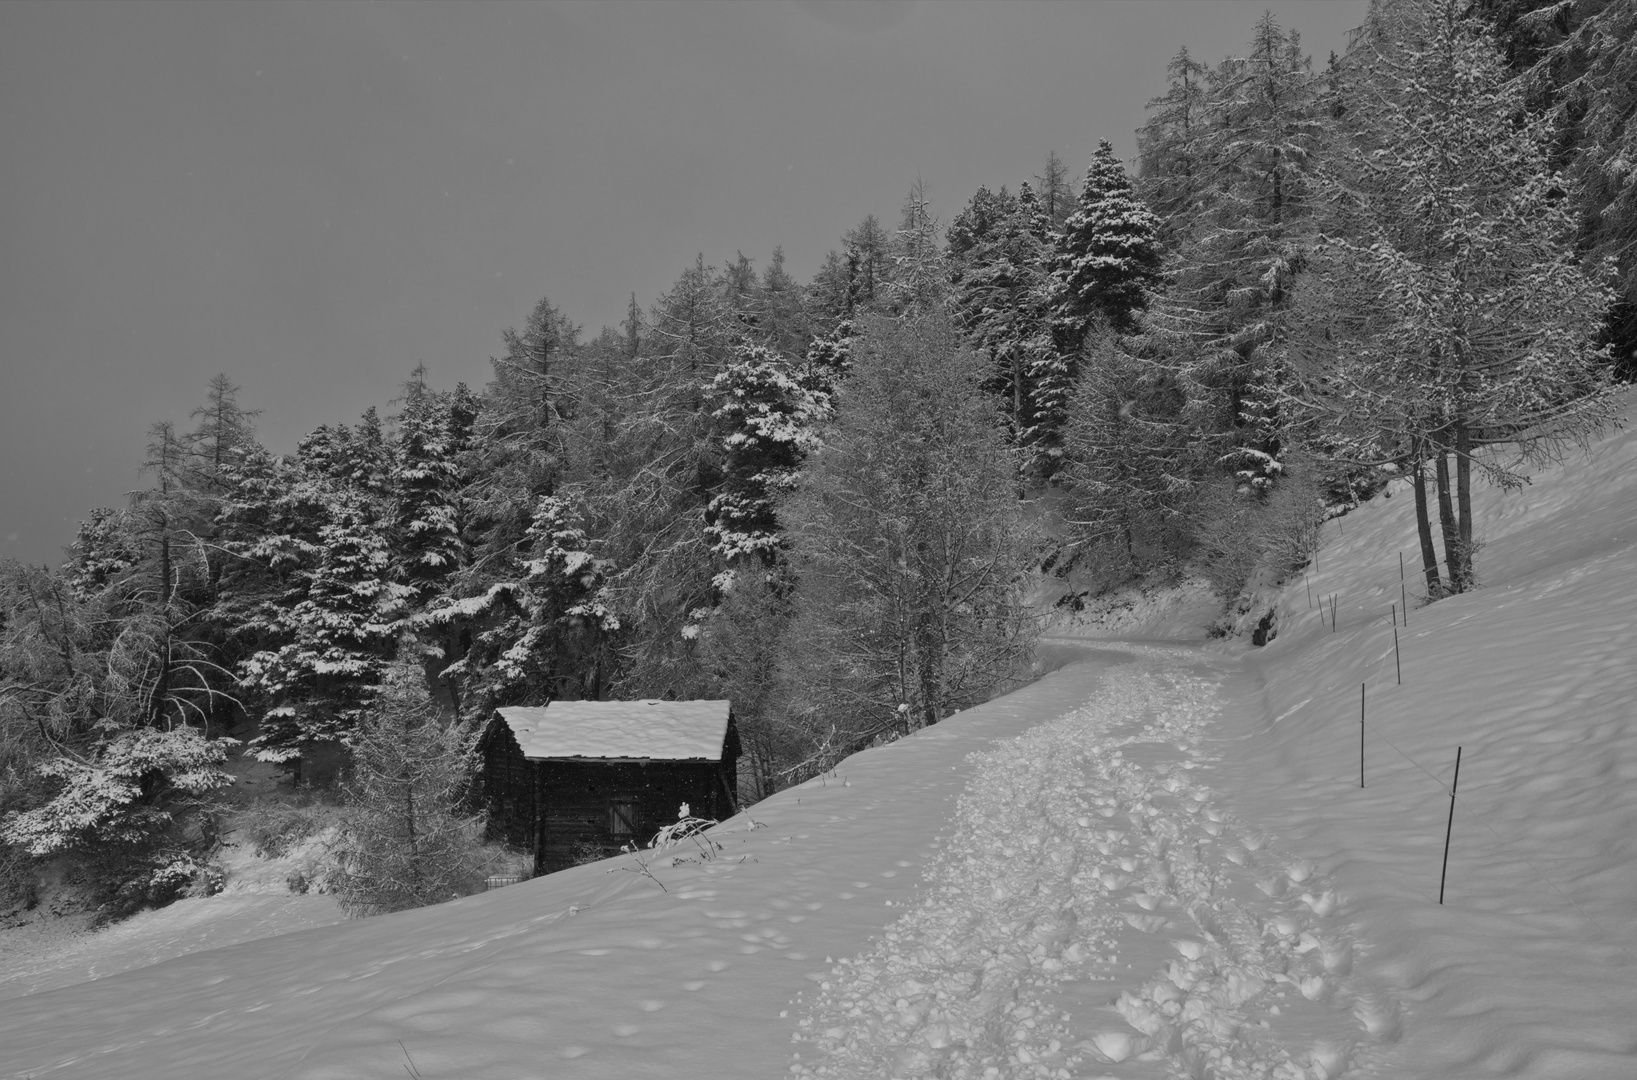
[1393,623,1402,685]
[1439,746,1462,904]
[1330,594,1338,632]
[1360,683,1366,788]
[1306,574,1313,609]
[1400,553,1408,625]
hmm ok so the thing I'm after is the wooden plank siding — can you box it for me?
[478,711,741,877]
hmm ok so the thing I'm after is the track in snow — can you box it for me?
[790,651,1395,1080]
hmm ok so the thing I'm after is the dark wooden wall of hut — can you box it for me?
[533,757,738,873]
[478,719,536,851]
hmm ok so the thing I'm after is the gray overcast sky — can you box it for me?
[1,0,1364,567]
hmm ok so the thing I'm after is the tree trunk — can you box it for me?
[1455,421,1473,590]
[1412,456,1443,597]
[1434,449,1463,592]
[1012,350,1024,437]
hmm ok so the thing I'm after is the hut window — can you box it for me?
[609,798,638,837]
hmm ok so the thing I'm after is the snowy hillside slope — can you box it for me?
[2,398,1635,1080]
[1216,403,1637,1078]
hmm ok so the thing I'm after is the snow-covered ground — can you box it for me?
[3,401,1635,1079]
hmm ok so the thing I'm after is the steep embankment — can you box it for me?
[1209,402,1637,1078]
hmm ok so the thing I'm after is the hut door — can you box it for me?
[609,797,638,840]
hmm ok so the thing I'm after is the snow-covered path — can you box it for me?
[793,651,1378,1080]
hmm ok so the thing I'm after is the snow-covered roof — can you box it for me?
[494,700,732,761]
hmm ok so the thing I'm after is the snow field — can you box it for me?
[793,657,1383,1080]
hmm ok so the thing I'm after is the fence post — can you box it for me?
[1439,747,1463,904]
[1400,552,1408,625]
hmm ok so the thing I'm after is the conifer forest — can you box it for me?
[3,0,1634,917]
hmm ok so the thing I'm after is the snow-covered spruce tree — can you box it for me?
[418,494,618,718]
[1285,0,1618,595]
[779,312,1039,759]
[1037,143,1164,473]
[390,371,478,712]
[949,184,1054,453]
[240,488,406,777]
[391,369,475,607]
[801,318,854,398]
[702,343,827,566]
[1049,141,1165,341]
[331,665,488,916]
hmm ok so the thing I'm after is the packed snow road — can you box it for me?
[792,647,1385,1080]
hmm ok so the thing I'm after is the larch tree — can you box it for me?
[331,663,488,915]
[779,312,1038,759]
[1287,0,1618,595]
[1137,47,1212,233]
[1140,13,1325,486]
[1063,329,1205,574]
[1033,150,1077,230]
[842,215,894,313]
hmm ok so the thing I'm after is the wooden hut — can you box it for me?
[478,699,739,876]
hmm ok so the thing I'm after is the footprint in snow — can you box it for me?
[1301,890,1339,918]
[1308,1041,1352,1079]
[1353,994,1403,1042]
[1298,973,1332,1001]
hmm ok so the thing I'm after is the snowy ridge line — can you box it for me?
[789,657,1384,1080]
